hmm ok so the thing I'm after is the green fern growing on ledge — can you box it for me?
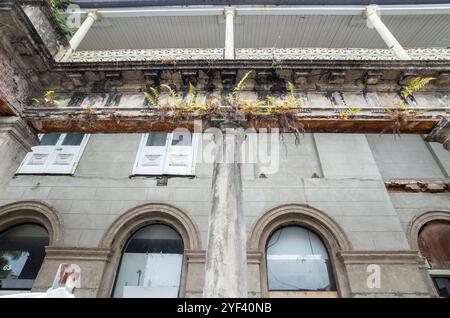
[339,107,361,120]
[32,90,60,107]
[143,86,160,107]
[382,76,435,135]
[400,76,436,99]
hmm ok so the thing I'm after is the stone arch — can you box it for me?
[406,210,450,251]
[248,204,351,252]
[97,203,202,298]
[0,200,64,246]
[248,204,352,297]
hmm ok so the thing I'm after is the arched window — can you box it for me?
[266,226,336,292]
[0,224,49,290]
[112,224,184,298]
[418,220,450,298]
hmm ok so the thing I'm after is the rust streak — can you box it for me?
[24,116,438,134]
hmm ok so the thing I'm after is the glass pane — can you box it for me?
[434,277,450,298]
[266,226,336,291]
[39,133,61,146]
[146,133,168,147]
[113,224,183,298]
[61,133,84,146]
[171,132,192,146]
[0,224,49,290]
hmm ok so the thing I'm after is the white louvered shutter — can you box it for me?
[17,133,62,174]
[16,133,89,175]
[163,132,198,176]
[44,133,89,174]
[134,133,170,175]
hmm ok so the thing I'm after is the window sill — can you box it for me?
[268,291,338,298]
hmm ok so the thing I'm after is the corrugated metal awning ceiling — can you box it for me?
[78,13,450,50]
[72,1,450,8]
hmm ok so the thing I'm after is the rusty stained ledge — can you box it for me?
[22,110,438,134]
[385,179,450,193]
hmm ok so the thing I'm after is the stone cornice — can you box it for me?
[54,58,450,72]
[45,246,111,262]
[338,250,425,265]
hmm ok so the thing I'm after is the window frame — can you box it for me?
[16,133,90,175]
[0,223,49,292]
[111,223,185,298]
[264,225,337,295]
[429,270,450,298]
[133,132,199,176]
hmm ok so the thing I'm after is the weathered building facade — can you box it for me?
[0,0,449,298]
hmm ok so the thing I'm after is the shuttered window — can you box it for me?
[133,132,199,176]
[16,133,89,175]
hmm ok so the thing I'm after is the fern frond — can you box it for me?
[234,71,252,93]
[144,92,157,107]
[188,82,195,97]
[267,96,277,106]
[149,87,160,99]
[254,100,266,107]
[401,76,435,98]
[44,90,55,98]
[161,84,177,98]
[287,81,296,97]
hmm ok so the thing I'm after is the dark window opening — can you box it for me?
[0,224,49,290]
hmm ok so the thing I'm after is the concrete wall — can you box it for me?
[366,134,446,179]
[0,132,447,297]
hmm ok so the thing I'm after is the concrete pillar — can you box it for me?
[224,7,235,60]
[364,5,411,60]
[203,122,247,297]
[425,118,450,151]
[0,117,38,193]
[61,11,100,61]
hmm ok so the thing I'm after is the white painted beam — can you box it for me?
[224,7,235,60]
[70,4,450,18]
[364,5,411,60]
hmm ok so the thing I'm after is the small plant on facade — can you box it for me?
[400,76,435,100]
[84,105,97,124]
[143,86,160,108]
[32,90,61,107]
[264,82,305,143]
[226,70,253,114]
[144,82,210,123]
[382,76,435,135]
[339,107,361,119]
[49,0,75,36]
[179,83,207,112]
[237,81,305,144]
[141,73,306,141]
[107,110,123,125]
